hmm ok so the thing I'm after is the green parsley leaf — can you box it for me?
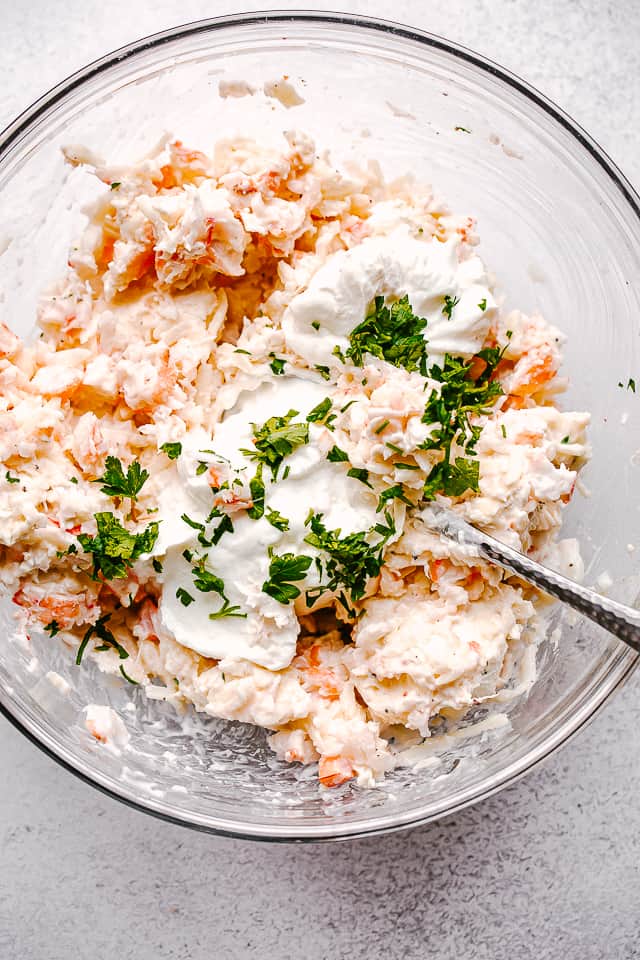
[311,321,320,331]
[56,544,78,559]
[340,400,358,413]
[76,614,128,666]
[395,462,419,470]
[191,557,226,596]
[44,620,60,637]
[332,345,346,363]
[561,436,570,444]
[629,378,636,393]
[209,599,247,620]
[241,410,309,480]
[247,469,266,520]
[266,508,290,531]
[454,126,471,133]
[501,424,507,439]
[211,513,234,545]
[234,348,252,355]
[269,354,287,376]
[326,445,349,463]
[160,442,182,460]
[314,365,331,381]
[374,419,390,435]
[5,471,19,484]
[442,294,460,320]
[303,513,390,607]
[377,484,413,512]
[346,295,428,374]
[195,461,208,476]
[70,476,79,484]
[176,587,195,606]
[119,664,139,685]
[110,181,121,190]
[385,441,404,454]
[95,456,149,501]
[77,513,159,579]
[478,298,487,311]
[152,558,163,573]
[306,397,335,427]
[347,467,373,489]
[262,552,312,604]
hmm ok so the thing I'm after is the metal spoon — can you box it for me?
[421,503,640,654]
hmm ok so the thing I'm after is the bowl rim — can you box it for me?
[0,9,638,842]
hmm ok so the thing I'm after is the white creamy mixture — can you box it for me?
[0,131,589,788]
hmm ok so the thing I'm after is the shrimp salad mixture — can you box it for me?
[0,132,589,788]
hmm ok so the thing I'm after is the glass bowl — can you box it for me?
[1,11,639,842]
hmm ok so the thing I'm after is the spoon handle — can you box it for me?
[427,507,640,654]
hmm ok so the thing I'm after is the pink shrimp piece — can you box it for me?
[318,756,356,788]
[12,589,84,628]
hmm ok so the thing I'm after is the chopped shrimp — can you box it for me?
[319,755,356,788]
[12,588,84,628]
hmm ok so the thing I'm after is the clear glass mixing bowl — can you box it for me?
[1,12,638,841]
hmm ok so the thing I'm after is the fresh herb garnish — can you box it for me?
[419,350,503,500]
[76,614,128,666]
[303,512,395,613]
[95,456,149,502]
[501,424,507,439]
[327,445,349,463]
[211,513,234,544]
[385,441,404,454]
[265,508,290,531]
[247,468,265,520]
[160,442,182,460]
[454,126,471,133]
[377,484,414,512]
[119,664,139,685]
[176,587,195,606]
[332,345,346,363]
[5,471,19,484]
[152,558,163,573]
[77,513,159,579]
[629,378,636,393]
[209,599,247,620]
[311,321,320,331]
[340,400,357,413]
[478,299,487,311]
[191,557,226,596]
[44,620,60,637]
[561,436,570,444]
[442,295,460,320]
[56,544,78,559]
[262,552,313,604]
[269,354,287,376]
[306,397,335,428]
[70,477,79,484]
[395,462,419,470]
[195,461,208,476]
[234,348,252,356]
[314,365,331,381]
[110,182,121,190]
[346,295,428,374]
[347,467,373,489]
[241,410,309,480]
[374,419,390,435]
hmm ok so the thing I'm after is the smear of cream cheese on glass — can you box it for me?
[156,377,387,670]
[281,232,495,367]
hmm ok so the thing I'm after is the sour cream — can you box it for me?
[156,377,388,670]
[281,232,495,367]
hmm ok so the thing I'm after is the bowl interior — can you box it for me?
[0,14,638,839]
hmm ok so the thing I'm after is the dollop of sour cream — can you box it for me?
[156,377,387,670]
[281,232,495,367]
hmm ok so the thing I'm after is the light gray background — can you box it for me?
[2,2,640,958]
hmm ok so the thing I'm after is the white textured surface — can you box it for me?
[2,3,640,958]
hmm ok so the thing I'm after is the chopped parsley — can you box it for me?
[420,349,503,500]
[95,456,149,502]
[442,295,460,320]
[209,599,247,620]
[56,544,78,559]
[314,365,331,381]
[160,442,182,460]
[262,552,312,604]
[44,620,60,637]
[303,512,394,614]
[306,397,335,428]
[191,557,225,596]
[311,321,321,331]
[374,419,390,435]
[629,378,636,393]
[561,435,570,444]
[377,484,413,512]
[454,126,471,133]
[478,298,487,311]
[176,587,195,606]
[234,348,252,356]
[5,471,19,484]
[269,354,287,376]
[119,664,139,685]
[265,508,290,531]
[501,424,507,439]
[110,181,121,190]
[340,400,358,413]
[152,558,163,573]
[347,467,373,489]
[247,469,265,520]
[395,462,420,471]
[241,410,309,479]
[326,445,349,463]
[385,441,404,454]
[346,295,428,374]
[77,513,159,579]
[70,477,79,484]
[332,345,346,363]
[76,614,128,666]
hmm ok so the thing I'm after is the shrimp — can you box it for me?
[318,755,356,788]
[12,588,87,629]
